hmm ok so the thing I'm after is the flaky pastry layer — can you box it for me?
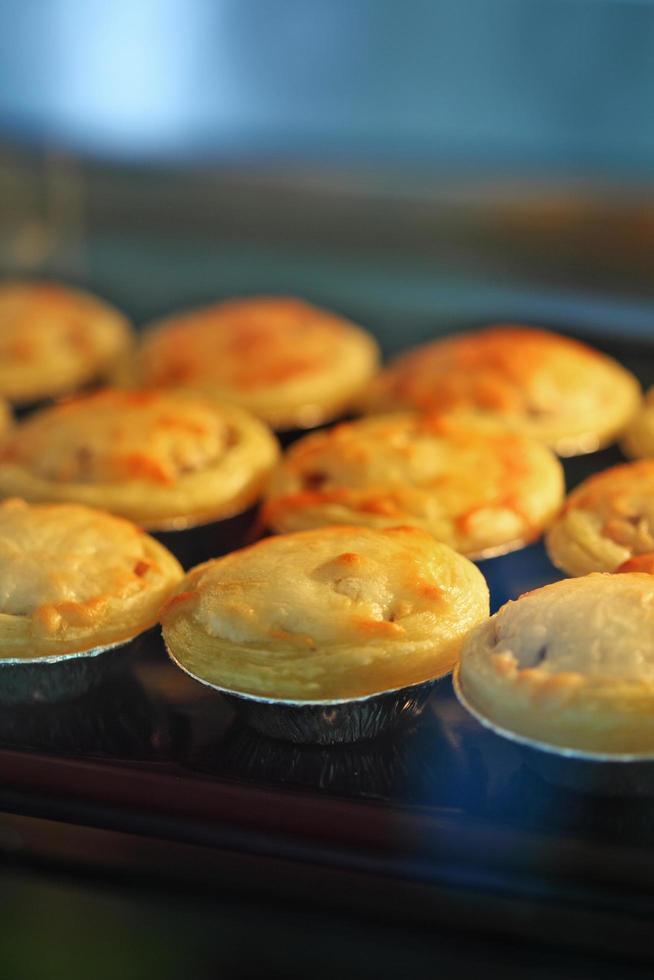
[460,574,654,754]
[0,499,183,659]
[263,413,564,558]
[0,281,132,404]
[132,296,380,430]
[546,460,654,576]
[362,325,640,456]
[162,525,489,701]
[0,389,279,529]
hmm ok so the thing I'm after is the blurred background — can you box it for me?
[0,0,653,348]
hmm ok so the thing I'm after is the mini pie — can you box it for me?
[0,388,279,530]
[0,280,132,405]
[621,386,654,459]
[362,325,641,456]
[546,460,654,576]
[0,499,183,660]
[132,296,380,430]
[262,413,564,559]
[161,525,490,702]
[459,574,654,754]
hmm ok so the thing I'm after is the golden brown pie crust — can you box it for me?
[162,524,489,701]
[0,280,132,404]
[362,325,640,455]
[263,413,564,558]
[460,573,654,754]
[0,389,279,530]
[0,499,183,659]
[132,296,380,430]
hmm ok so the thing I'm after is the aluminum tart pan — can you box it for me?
[166,640,442,744]
[0,631,151,706]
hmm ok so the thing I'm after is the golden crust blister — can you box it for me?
[546,460,654,576]
[0,499,183,660]
[0,280,132,405]
[362,325,641,456]
[459,574,654,754]
[161,525,489,702]
[263,413,564,558]
[0,389,279,530]
[131,296,380,430]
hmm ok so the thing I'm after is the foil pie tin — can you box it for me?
[0,631,152,706]
[166,641,440,744]
[0,667,165,757]
[453,665,654,799]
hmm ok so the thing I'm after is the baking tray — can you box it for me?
[2,331,654,961]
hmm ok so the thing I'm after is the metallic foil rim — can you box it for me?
[0,635,135,668]
[452,664,654,765]
[166,638,450,707]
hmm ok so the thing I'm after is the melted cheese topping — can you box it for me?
[363,325,640,455]
[162,525,489,701]
[0,389,279,529]
[134,296,380,429]
[460,574,654,753]
[546,460,654,576]
[263,413,564,558]
[0,499,183,659]
[0,281,132,404]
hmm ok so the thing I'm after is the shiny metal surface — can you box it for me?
[219,680,438,745]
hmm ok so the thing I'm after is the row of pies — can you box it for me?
[2,277,654,455]
[0,328,652,571]
[5,494,654,753]
[2,370,654,572]
[0,503,486,718]
[0,280,653,558]
[3,280,654,756]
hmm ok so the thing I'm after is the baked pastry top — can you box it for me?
[621,386,654,459]
[0,389,279,529]
[459,574,654,754]
[132,296,380,430]
[263,413,564,558]
[0,499,183,660]
[546,460,654,576]
[161,524,489,701]
[362,325,640,456]
[0,281,132,405]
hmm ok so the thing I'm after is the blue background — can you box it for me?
[1,0,654,173]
